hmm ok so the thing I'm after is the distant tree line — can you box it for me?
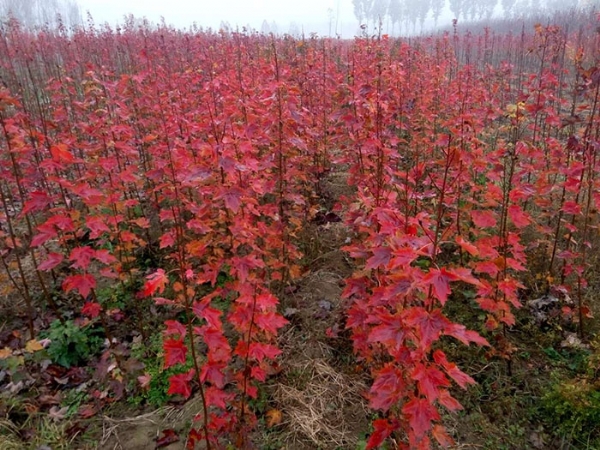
[0,0,82,29]
[352,0,596,34]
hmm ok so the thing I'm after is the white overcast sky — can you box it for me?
[73,0,582,36]
[77,0,364,34]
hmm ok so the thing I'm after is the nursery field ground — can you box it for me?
[1,156,600,450]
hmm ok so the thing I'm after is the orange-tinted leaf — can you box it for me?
[143,269,168,296]
[456,235,479,256]
[25,339,44,353]
[437,389,463,412]
[50,144,75,163]
[432,424,454,448]
[265,409,283,428]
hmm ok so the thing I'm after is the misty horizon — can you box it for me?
[1,0,598,37]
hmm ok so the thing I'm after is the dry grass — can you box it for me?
[274,357,368,449]
[0,418,21,450]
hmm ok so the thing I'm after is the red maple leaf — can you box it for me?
[366,419,399,450]
[412,363,449,401]
[561,201,581,215]
[221,187,243,213]
[81,302,102,319]
[247,342,282,362]
[365,247,391,270]
[471,210,497,228]
[196,326,231,363]
[85,216,110,239]
[251,365,267,382]
[254,312,288,335]
[94,249,117,265]
[62,274,96,298]
[404,308,449,350]
[167,369,195,398]
[193,302,223,329]
[389,246,419,268]
[164,320,187,339]
[433,350,476,388]
[46,215,74,232]
[369,364,405,411]
[38,253,64,271]
[163,338,187,368]
[443,323,489,347]
[437,389,463,412]
[231,255,264,283]
[367,312,406,350]
[22,191,52,215]
[508,205,531,228]
[200,361,227,388]
[204,386,233,409]
[70,246,96,270]
[423,268,458,305]
[256,292,279,311]
[31,223,58,247]
[447,267,480,286]
[159,230,176,249]
[402,397,440,438]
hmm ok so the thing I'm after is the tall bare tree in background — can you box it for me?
[388,0,403,34]
[371,0,389,30]
[0,0,82,29]
[430,0,444,26]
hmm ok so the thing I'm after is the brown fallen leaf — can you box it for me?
[38,393,62,406]
[48,406,68,421]
[138,373,152,390]
[265,409,283,428]
[25,339,44,353]
[155,429,179,448]
[78,404,97,419]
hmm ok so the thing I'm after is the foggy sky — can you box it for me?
[75,0,455,35]
[77,0,349,32]
[73,0,586,36]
